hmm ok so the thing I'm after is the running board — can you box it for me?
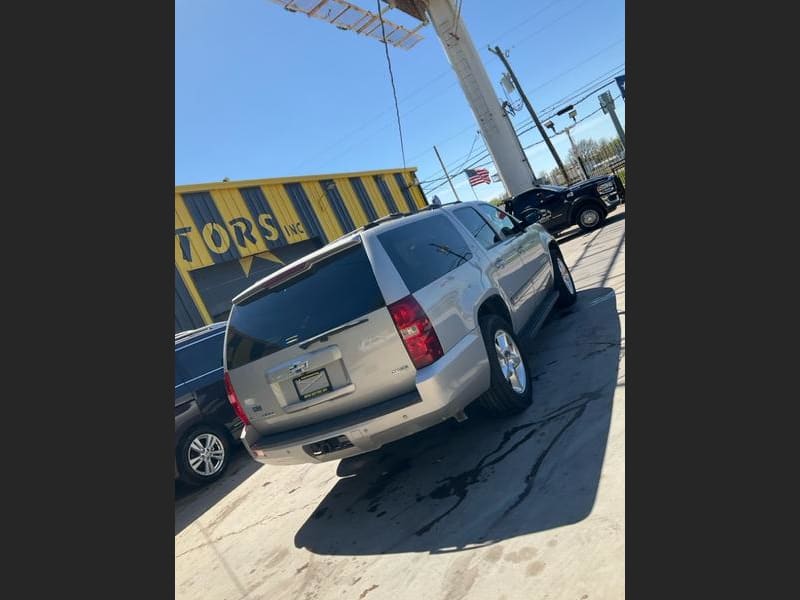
[519,290,559,341]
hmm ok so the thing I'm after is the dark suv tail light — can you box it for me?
[224,371,251,426]
[387,295,444,369]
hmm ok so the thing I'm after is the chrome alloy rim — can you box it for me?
[557,257,575,294]
[494,330,527,393]
[580,209,600,227]
[187,433,225,476]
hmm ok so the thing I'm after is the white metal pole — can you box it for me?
[425,0,537,197]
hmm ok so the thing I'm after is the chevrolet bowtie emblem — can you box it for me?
[288,361,309,376]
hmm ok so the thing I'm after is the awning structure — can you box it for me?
[269,0,427,49]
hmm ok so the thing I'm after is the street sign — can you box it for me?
[616,75,626,100]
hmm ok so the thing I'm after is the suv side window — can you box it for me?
[378,214,472,294]
[475,203,519,239]
[176,332,224,383]
[452,206,500,249]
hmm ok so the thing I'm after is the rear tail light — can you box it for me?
[387,295,444,369]
[224,371,251,426]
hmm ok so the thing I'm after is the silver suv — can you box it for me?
[223,201,577,466]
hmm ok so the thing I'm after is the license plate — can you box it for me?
[293,368,332,401]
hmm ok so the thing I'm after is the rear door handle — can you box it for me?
[495,259,505,269]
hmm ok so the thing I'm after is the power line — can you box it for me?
[522,38,625,95]
[538,64,625,114]
[453,0,464,37]
[487,0,566,46]
[509,0,594,49]
[377,0,406,168]
[417,59,624,183]
[423,94,622,195]
[295,2,606,172]
[419,72,624,186]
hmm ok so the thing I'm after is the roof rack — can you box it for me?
[362,212,408,230]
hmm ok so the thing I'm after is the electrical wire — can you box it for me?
[509,0,594,49]
[418,74,624,186]
[377,0,406,168]
[423,110,620,193]
[422,93,622,195]
[453,0,464,37]
[486,0,565,47]
[295,2,606,172]
[417,63,625,184]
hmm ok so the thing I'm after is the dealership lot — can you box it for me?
[176,208,625,600]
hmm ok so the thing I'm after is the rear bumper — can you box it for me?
[240,330,490,466]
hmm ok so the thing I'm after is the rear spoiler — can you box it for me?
[231,236,362,305]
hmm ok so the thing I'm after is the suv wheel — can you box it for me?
[476,315,533,416]
[575,204,606,232]
[552,248,578,307]
[177,425,230,486]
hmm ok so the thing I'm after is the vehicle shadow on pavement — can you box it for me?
[556,210,626,245]
[294,286,621,556]
[175,447,263,535]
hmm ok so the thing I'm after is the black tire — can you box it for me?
[176,424,231,487]
[551,248,577,307]
[574,203,606,232]
[476,315,533,416]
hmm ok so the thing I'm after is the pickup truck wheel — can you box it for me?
[177,424,230,486]
[575,204,606,232]
[476,315,533,416]
[552,250,577,307]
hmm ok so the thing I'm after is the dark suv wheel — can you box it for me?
[176,424,231,486]
[574,203,606,232]
[476,314,533,416]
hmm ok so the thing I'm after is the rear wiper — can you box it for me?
[297,318,369,350]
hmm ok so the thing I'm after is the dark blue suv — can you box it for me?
[175,323,243,486]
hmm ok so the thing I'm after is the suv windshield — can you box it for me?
[225,244,384,369]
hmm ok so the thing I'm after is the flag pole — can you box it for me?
[469,182,480,202]
[433,145,461,203]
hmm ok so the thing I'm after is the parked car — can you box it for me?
[175,323,243,485]
[223,201,577,466]
[504,173,625,234]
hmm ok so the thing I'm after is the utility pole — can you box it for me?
[599,91,625,149]
[563,125,590,180]
[433,145,461,202]
[489,45,570,186]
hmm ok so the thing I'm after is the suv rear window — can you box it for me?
[378,214,472,294]
[225,244,384,369]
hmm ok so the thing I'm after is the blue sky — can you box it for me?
[176,0,625,202]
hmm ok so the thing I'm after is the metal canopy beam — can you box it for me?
[270,0,426,49]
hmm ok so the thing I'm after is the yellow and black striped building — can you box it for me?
[175,167,428,332]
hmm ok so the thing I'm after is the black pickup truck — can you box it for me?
[504,173,625,234]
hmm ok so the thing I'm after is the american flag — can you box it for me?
[465,168,491,186]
